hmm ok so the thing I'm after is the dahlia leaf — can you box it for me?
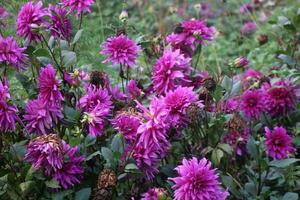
[270,158,300,168]
[75,188,91,200]
[72,29,83,45]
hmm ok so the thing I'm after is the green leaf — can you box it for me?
[11,140,27,160]
[48,36,55,49]
[125,163,139,172]
[60,40,69,50]
[84,135,96,147]
[101,147,113,163]
[221,75,232,91]
[246,136,258,159]
[25,166,37,181]
[218,143,233,155]
[278,54,296,66]
[86,151,101,161]
[211,149,224,165]
[111,133,124,154]
[19,181,34,195]
[45,178,61,189]
[75,188,91,200]
[283,192,299,200]
[269,158,300,168]
[51,190,73,200]
[62,50,76,67]
[245,181,257,196]
[118,173,127,180]
[33,48,51,58]
[72,29,83,45]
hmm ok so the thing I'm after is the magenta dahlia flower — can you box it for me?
[0,78,10,101]
[164,86,202,127]
[62,0,95,17]
[17,1,46,42]
[166,33,194,57]
[38,65,63,105]
[79,85,112,112]
[223,129,249,156]
[241,90,264,119]
[54,142,85,189]
[243,68,263,89]
[0,36,28,71]
[263,80,299,116]
[241,21,257,35]
[152,49,191,94]
[264,126,295,160]
[64,69,89,87]
[0,101,18,132]
[141,188,167,200]
[221,97,240,113]
[24,99,53,135]
[85,104,110,137]
[126,80,142,99]
[170,157,229,200]
[112,110,141,143]
[100,34,140,67]
[25,134,64,173]
[48,5,72,40]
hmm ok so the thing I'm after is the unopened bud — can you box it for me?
[119,10,128,23]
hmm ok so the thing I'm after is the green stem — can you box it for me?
[72,13,83,52]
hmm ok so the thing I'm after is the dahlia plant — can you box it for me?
[0,1,300,200]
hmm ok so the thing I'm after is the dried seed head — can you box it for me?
[92,188,112,200]
[227,114,245,133]
[33,134,63,152]
[202,77,217,91]
[186,103,203,125]
[90,71,109,88]
[97,169,117,189]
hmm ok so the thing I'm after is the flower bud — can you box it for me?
[119,10,128,23]
[233,56,249,68]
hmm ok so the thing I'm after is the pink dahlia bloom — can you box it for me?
[243,68,263,89]
[62,0,95,17]
[0,36,28,71]
[48,5,72,40]
[25,134,64,174]
[241,90,264,119]
[241,21,257,35]
[141,188,167,200]
[54,142,85,189]
[24,99,63,135]
[166,33,194,57]
[0,78,10,101]
[265,126,295,160]
[240,3,253,14]
[263,80,299,116]
[112,110,141,143]
[17,1,46,43]
[170,157,229,200]
[38,65,63,105]
[79,85,112,112]
[126,80,142,99]
[0,101,18,132]
[109,85,127,102]
[152,49,191,95]
[222,129,249,156]
[164,86,202,127]
[221,97,240,113]
[100,34,140,67]
[85,104,110,137]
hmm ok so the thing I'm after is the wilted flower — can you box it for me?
[112,110,141,143]
[170,157,229,200]
[48,5,72,40]
[222,97,240,113]
[152,49,191,94]
[97,169,117,189]
[0,78,10,101]
[54,142,85,189]
[233,56,249,68]
[243,68,263,89]
[64,69,89,87]
[62,0,95,17]
[0,101,18,132]
[223,129,249,156]
[17,1,46,42]
[0,36,28,71]
[100,34,140,67]
[89,71,110,88]
[241,21,257,35]
[263,80,299,116]
[240,3,253,14]
[141,188,167,200]
[126,80,142,99]
[241,90,264,119]
[265,126,295,160]
[38,65,63,105]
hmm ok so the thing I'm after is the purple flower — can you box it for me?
[25,134,64,173]
[112,110,141,143]
[0,78,10,101]
[17,1,46,43]
[0,36,28,71]
[221,97,240,113]
[234,56,249,68]
[240,3,253,14]
[79,86,113,112]
[0,7,9,22]
[164,86,202,127]
[85,104,110,137]
[152,49,191,95]
[241,21,257,35]
[141,188,167,200]
[170,157,229,200]
[38,65,63,105]
[243,68,263,89]
[48,5,72,40]
[54,142,85,189]
[0,101,18,132]
[64,69,88,87]
[265,126,295,160]
[109,85,127,102]
[24,99,63,135]
[62,0,95,17]
[126,80,142,99]
[222,129,249,156]
[263,80,299,116]
[166,33,194,57]
[241,90,264,119]
[100,34,140,67]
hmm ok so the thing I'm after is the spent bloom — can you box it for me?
[241,90,264,119]
[17,1,46,42]
[243,68,263,89]
[170,157,229,200]
[126,80,142,99]
[38,65,63,105]
[263,80,299,116]
[241,21,257,35]
[152,49,191,95]
[62,0,95,17]
[223,129,249,156]
[265,126,295,160]
[48,5,72,40]
[0,36,28,71]
[100,34,140,67]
